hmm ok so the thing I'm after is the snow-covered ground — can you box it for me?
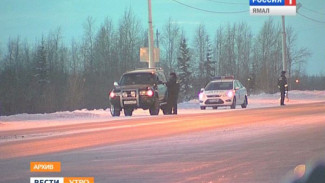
[0,90,324,131]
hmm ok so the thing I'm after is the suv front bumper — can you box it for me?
[109,92,156,110]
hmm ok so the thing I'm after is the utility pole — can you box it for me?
[281,15,289,100]
[282,3,302,72]
[147,0,155,68]
[281,15,287,73]
[281,3,301,100]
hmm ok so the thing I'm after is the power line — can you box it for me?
[205,0,247,6]
[301,6,325,16]
[298,12,325,24]
[170,0,248,14]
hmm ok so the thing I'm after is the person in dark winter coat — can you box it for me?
[278,71,288,106]
[165,72,179,114]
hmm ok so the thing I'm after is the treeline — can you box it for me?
[0,8,322,115]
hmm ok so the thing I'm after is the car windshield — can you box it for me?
[205,81,233,90]
[119,73,156,86]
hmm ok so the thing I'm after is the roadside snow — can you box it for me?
[0,90,324,131]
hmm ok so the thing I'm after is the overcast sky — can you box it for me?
[0,0,324,75]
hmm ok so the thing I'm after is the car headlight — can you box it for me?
[199,92,204,100]
[226,90,234,98]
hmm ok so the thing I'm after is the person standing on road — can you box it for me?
[278,71,288,106]
[166,72,179,114]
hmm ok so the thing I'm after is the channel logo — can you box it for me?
[250,0,296,15]
[250,0,296,6]
[30,177,63,183]
[30,177,94,183]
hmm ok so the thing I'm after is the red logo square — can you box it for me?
[285,0,296,6]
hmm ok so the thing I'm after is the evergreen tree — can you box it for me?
[204,35,215,84]
[34,40,49,88]
[32,39,50,113]
[177,38,192,101]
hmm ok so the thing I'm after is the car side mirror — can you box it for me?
[235,87,240,90]
[113,81,119,87]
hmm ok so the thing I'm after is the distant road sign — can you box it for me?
[140,47,159,62]
[250,0,296,16]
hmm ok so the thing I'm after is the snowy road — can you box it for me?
[1,102,325,183]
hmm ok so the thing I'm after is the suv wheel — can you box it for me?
[241,96,248,108]
[212,106,218,110]
[200,106,206,110]
[149,98,160,115]
[124,108,133,116]
[231,97,236,109]
[110,104,120,117]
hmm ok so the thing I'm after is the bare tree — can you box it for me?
[69,39,81,75]
[193,24,208,79]
[93,17,117,107]
[161,17,181,73]
[117,8,142,73]
[224,24,237,75]
[82,16,96,74]
[94,17,115,75]
[214,26,224,76]
[235,22,252,85]
[286,26,311,83]
[252,18,282,93]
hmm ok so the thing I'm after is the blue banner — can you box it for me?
[250,0,285,6]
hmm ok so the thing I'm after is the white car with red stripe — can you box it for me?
[199,76,248,110]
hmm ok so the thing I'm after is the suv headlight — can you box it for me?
[140,88,154,97]
[131,91,136,97]
[122,92,128,98]
[109,91,115,98]
[110,91,121,98]
[139,90,146,95]
[109,89,121,99]
[146,90,154,97]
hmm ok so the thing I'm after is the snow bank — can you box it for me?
[0,90,324,131]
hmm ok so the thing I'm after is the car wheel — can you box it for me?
[110,104,120,117]
[241,96,248,108]
[231,97,236,109]
[149,98,160,115]
[200,106,206,110]
[124,108,133,116]
[212,106,218,110]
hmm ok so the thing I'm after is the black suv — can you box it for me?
[109,68,168,116]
